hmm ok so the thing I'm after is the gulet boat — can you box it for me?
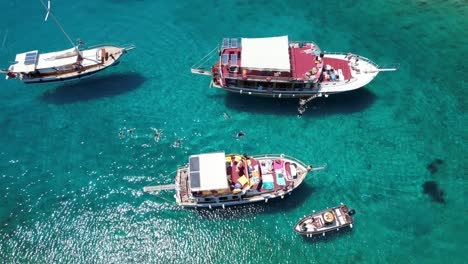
[0,0,135,84]
[143,152,325,208]
[191,36,398,98]
[294,204,356,237]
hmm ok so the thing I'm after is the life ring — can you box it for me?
[323,211,334,223]
[280,154,285,158]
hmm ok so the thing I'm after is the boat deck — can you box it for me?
[23,46,124,80]
[219,45,352,82]
[227,156,295,193]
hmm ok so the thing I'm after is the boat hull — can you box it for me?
[23,60,120,84]
[294,204,355,236]
[178,185,295,208]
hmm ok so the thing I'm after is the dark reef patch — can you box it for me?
[422,181,445,203]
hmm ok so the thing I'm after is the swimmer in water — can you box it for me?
[223,112,231,120]
[298,106,306,117]
[236,131,246,138]
[152,128,163,142]
[299,98,306,106]
[127,128,134,134]
[172,139,182,148]
[119,131,124,137]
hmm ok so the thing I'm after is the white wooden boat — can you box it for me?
[294,204,356,237]
[144,152,325,208]
[191,36,398,98]
[0,1,135,84]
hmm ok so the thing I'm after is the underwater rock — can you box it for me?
[422,181,445,203]
[426,158,444,174]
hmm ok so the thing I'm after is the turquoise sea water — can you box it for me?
[0,0,467,263]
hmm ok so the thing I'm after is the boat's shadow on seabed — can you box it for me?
[193,183,315,220]
[41,72,146,104]
[222,88,376,117]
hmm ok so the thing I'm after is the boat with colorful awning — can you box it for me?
[144,152,325,208]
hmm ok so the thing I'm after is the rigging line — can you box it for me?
[191,46,218,68]
[1,29,7,50]
[38,0,80,55]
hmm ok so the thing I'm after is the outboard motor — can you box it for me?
[348,209,356,216]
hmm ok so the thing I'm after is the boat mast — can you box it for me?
[38,0,80,55]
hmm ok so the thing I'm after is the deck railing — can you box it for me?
[249,153,309,169]
[222,72,295,82]
[324,51,399,71]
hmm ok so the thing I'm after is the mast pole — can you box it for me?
[38,0,80,55]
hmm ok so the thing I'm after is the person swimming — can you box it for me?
[298,106,306,116]
[236,131,246,138]
[172,139,182,148]
[152,128,163,142]
[223,112,231,120]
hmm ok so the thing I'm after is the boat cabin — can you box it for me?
[214,36,353,92]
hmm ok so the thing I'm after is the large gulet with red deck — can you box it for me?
[143,152,324,208]
[191,36,397,98]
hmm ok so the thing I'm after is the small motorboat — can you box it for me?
[294,203,356,237]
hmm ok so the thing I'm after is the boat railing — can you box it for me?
[289,40,321,50]
[324,51,399,71]
[249,154,309,169]
[223,72,294,82]
[86,43,136,50]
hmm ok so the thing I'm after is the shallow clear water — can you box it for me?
[0,0,467,263]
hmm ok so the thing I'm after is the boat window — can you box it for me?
[240,81,255,88]
[276,82,291,90]
[294,82,305,90]
[222,54,229,65]
[230,54,238,66]
[219,196,228,201]
[226,78,237,86]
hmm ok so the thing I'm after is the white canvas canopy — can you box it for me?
[189,152,229,192]
[36,47,79,70]
[240,36,291,72]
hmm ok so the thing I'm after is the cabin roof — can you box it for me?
[36,47,79,70]
[240,36,291,72]
[189,152,229,192]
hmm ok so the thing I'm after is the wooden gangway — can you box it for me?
[143,184,177,192]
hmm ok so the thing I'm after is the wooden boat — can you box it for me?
[144,152,325,208]
[191,36,398,99]
[294,204,356,237]
[0,1,135,83]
